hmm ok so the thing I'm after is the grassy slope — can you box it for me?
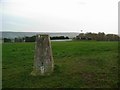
[2,41,118,88]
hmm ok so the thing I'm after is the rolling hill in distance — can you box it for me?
[1,31,79,39]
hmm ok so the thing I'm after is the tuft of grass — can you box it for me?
[2,41,118,88]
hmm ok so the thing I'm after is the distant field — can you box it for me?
[2,41,118,88]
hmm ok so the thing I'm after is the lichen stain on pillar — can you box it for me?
[31,34,54,76]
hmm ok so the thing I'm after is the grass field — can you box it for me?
[2,41,118,88]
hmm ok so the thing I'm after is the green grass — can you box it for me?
[2,41,118,88]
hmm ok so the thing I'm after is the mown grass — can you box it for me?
[2,41,118,88]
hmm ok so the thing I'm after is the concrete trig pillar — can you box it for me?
[31,34,54,76]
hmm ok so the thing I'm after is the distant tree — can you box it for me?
[96,32,105,41]
[50,36,69,40]
[25,36,36,42]
[85,32,93,40]
[15,37,24,42]
[77,33,85,40]
[105,34,120,41]
[4,38,11,42]
[113,34,120,41]
[65,36,69,39]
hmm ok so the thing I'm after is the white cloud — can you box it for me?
[1,0,119,34]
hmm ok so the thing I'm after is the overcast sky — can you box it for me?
[0,0,119,34]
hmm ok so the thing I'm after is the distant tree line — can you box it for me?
[50,36,69,40]
[3,32,120,43]
[3,36,69,42]
[74,32,120,41]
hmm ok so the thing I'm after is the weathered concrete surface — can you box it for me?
[31,34,54,76]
